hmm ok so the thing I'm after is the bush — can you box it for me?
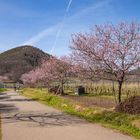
[48,86,62,94]
[116,96,140,115]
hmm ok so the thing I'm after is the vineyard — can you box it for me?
[64,82,140,96]
[63,82,140,108]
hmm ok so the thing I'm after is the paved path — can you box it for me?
[0,90,135,140]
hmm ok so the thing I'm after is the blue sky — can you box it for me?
[0,0,140,56]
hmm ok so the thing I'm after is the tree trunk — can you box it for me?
[118,81,123,103]
[112,81,117,105]
[61,82,64,95]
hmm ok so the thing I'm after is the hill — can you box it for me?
[0,45,50,82]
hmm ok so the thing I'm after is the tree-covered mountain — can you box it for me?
[0,45,50,82]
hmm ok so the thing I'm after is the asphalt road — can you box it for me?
[0,90,135,140]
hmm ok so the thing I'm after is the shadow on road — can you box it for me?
[0,103,18,113]
[3,98,38,102]
[2,112,86,127]
[0,91,85,128]
[0,92,18,113]
[0,92,10,100]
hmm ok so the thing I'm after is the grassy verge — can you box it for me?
[0,88,7,93]
[20,88,140,139]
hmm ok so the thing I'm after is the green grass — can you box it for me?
[0,88,7,93]
[20,88,140,139]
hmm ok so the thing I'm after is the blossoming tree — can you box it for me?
[70,22,140,103]
[21,56,72,95]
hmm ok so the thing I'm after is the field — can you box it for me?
[20,88,140,139]
[64,81,140,95]
[63,82,140,105]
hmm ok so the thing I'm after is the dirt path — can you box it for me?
[0,90,135,140]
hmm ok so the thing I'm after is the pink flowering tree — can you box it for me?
[70,22,140,103]
[0,76,8,82]
[21,66,49,87]
[21,56,72,94]
[21,71,36,87]
[40,56,72,94]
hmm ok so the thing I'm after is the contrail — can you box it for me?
[21,0,111,50]
[50,0,73,54]
[21,0,73,47]
[66,0,73,12]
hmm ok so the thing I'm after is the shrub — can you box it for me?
[48,86,62,94]
[115,96,140,114]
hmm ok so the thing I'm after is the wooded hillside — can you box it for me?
[0,45,50,82]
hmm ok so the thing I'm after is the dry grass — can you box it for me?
[132,120,140,129]
[63,95,115,109]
